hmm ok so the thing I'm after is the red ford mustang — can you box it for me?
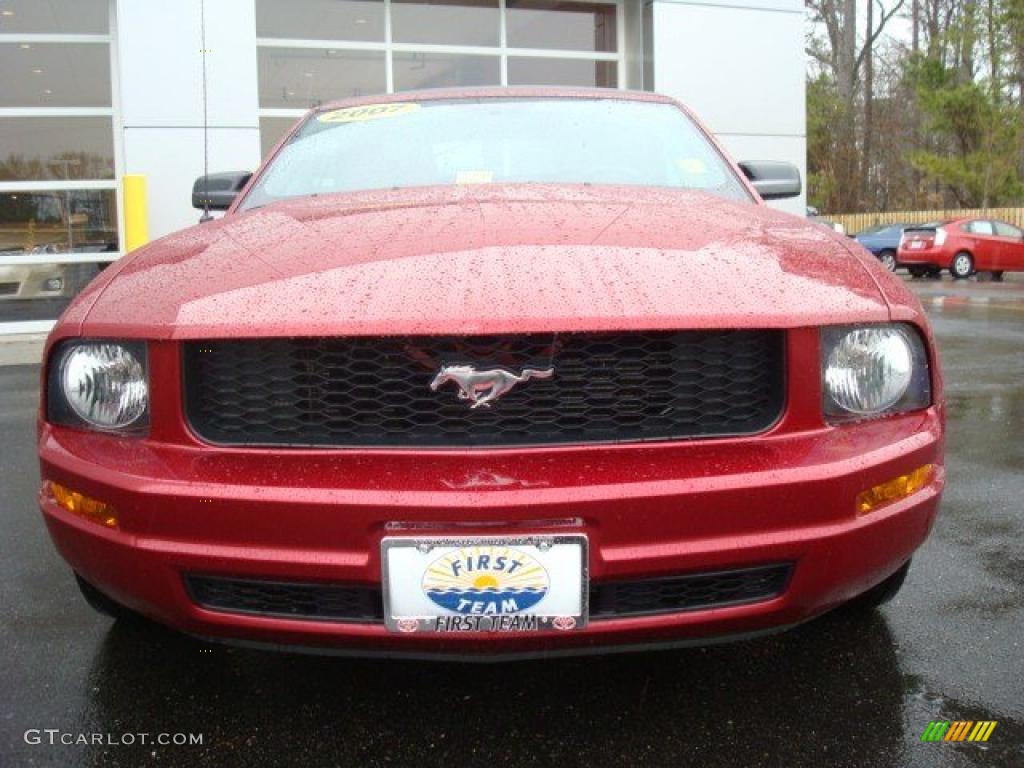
[898,217,1024,279]
[39,88,944,659]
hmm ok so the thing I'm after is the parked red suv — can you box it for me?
[39,89,944,658]
[899,217,1024,280]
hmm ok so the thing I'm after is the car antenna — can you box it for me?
[199,0,212,223]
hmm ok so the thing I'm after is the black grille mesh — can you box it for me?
[185,564,792,624]
[183,331,784,448]
[589,564,793,618]
[186,575,383,623]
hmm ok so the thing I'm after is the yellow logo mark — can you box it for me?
[318,103,420,124]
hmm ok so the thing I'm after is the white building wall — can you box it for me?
[115,0,262,239]
[114,0,806,238]
[650,0,806,215]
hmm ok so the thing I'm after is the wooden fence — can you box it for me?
[830,207,1024,235]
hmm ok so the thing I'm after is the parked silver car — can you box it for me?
[0,247,105,301]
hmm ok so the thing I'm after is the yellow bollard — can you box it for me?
[122,174,149,251]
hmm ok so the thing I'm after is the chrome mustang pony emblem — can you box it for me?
[429,364,554,409]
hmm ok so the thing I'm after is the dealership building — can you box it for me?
[0,0,804,335]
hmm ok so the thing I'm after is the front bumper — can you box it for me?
[0,264,67,300]
[39,406,944,657]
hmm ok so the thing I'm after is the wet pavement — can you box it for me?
[1,283,1022,767]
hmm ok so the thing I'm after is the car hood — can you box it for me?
[80,185,892,339]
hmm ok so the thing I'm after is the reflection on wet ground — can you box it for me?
[1,296,1022,767]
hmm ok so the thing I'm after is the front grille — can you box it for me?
[185,564,792,624]
[589,564,793,618]
[186,575,383,623]
[183,331,784,448]
[0,283,18,297]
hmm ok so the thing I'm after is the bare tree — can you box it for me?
[806,0,906,210]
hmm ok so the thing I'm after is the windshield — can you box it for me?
[240,98,751,210]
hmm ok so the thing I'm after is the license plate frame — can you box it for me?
[381,534,589,634]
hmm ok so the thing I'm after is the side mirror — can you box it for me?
[191,171,253,213]
[738,161,802,200]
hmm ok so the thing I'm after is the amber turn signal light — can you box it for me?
[856,465,934,515]
[47,481,118,528]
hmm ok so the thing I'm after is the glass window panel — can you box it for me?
[993,221,1022,238]
[0,259,113,323]
[507,57,617,87]
[391,0,499,46]
[0,0,109,34]
[255,0,385,42]
[0,117,114,182]
[0,189,118,256]
[260,117,302,158]
[506,0,617,52]
[258,48,386,109]
[393,52,499,92]
[0,43,111,108]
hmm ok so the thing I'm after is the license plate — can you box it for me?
[910,240,924,249]
[381,535,588,633]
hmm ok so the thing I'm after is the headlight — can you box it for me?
[822,325,931,420]
[47,341,148,432]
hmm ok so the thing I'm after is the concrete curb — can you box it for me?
[0,334,46,367]
[922,294,1024,312]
